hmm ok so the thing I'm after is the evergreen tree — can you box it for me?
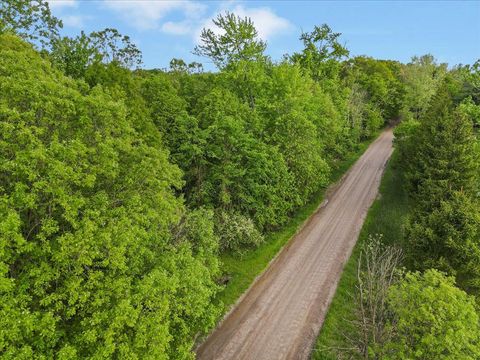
[403,82,479,208]
[406,191,480,295]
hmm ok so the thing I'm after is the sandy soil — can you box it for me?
[196,130,394,360]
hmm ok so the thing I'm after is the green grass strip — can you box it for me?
[216,137,376,310]
[311,150,409,359]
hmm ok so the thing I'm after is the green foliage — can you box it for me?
[401,54,447,120]
[49,31,96,79]
[393,116,420,143]
[194,12,266,69]
[8,4,468,357]
[343,57,406,123]
[50,28,142,79]
[0,0,61,47]
[395,82,480,297]
[215,211,264,254]
[169,58,203,74]
[89,28,142,68]
[137,20,398,242]
[385,270,480,359]
[383,65,480,358]
[0,34,220,359]
[406,191,480,294]
[466,60,480,103]
[392,75,480,302]
[401,83,479,205]
[192,87,294,228]
[291,24,349,81]
[453,60,480,105]
[457,97,480,127]
[267,109,330,203]
[362,104,384,138]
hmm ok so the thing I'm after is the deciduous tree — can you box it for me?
[385,270,480,359]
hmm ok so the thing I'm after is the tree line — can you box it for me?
[1,1,478,359]
[333,56,480,359]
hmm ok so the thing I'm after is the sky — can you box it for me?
[47,0,480,70]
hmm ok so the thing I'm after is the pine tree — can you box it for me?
[404,80,480,296]
[404,81,479,210]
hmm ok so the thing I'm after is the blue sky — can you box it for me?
[48,0,480,70]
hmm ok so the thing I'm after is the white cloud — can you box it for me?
[48,0,86,29]
[47,0,78,10]
[102,0,292,43]
[104,0,207,30]
[162,21,193,35]
[62,15,84,28]
[229,5,293,41]
[193,4,293,43]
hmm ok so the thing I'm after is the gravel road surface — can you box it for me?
[196,130,394,360]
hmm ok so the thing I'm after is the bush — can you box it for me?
[215,211,264,254]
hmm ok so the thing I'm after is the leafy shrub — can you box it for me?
[215,211,264,254]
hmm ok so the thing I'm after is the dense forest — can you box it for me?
[1,1,479,359]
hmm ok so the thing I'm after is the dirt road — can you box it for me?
[196,130,394,360]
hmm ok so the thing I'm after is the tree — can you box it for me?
[385,270,480,359]
[258,63,332,202]
[194,12,269,109]
[49,31,96,79]
[401,82,479,205]
[291,24,349,82]
[457,97,480,128]
[193,12,266,69]
[341,235,403,359]
[89,28,142,68]
[50,28,143,78]
[169,58,203,74]
[189,87,295,230]
[401,54,447,120]
[215,211,264,254]
[399,80,480,295]
[342,57,406,124]
[0,0,61,47]
[406,191,480,295]
[453,60,480,105]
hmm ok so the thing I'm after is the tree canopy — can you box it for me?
[0,33,219,360]
[194,12,267,69]
[386,270,480,359]
[0,0,61,47]
[2,2,479,358]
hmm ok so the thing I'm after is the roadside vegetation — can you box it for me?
[218,137,376,308]
[0,1,478,359]
[313,150,409,359]
[315,53,480,359]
